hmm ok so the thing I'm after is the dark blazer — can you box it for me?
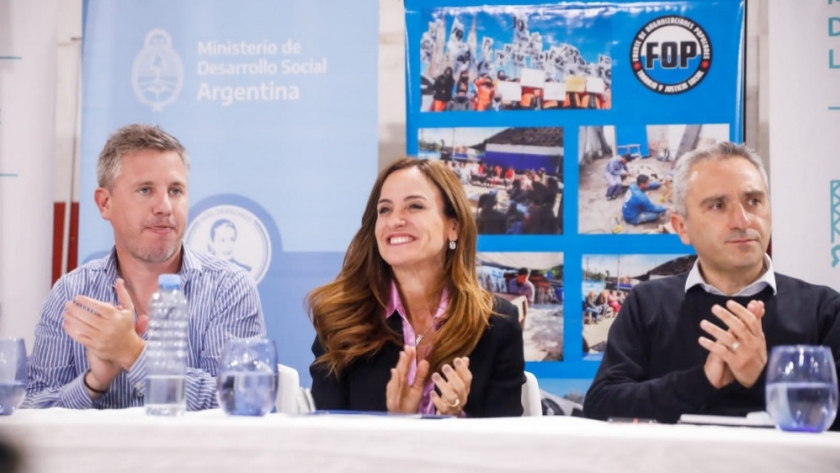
[310,297,525,417]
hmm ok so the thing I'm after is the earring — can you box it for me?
[449,240,456,250]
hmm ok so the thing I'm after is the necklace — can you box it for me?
[415,323,436,346]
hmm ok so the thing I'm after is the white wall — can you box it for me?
[0,0,61,348]
[378,0,407,171]
[767,1,840,289]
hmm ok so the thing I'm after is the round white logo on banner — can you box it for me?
[630,16,712,95]
[132,29,184,111]
[185,205,272,283]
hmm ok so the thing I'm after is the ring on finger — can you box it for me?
[446,397,460,408]
[729,340,741,351]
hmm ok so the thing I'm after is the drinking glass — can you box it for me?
[765,345,839,432]
[217,338,278,416]
[0,338,27,415]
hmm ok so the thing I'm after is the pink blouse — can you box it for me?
[385,281,450,415]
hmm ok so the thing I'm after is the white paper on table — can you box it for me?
[678,412,776,428]
[543,82,566,101]
[497,81,522,101]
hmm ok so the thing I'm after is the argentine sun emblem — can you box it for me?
[132,29,184,112]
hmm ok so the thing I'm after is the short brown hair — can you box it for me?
[97,124,190,189]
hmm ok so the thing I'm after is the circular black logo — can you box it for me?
[630,16,712,94]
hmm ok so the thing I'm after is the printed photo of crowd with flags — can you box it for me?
[418,6,613,112]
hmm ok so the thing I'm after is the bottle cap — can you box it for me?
[158,274,180,289]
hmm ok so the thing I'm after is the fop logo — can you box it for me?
[132,29,184,111]
[630,16,711,94]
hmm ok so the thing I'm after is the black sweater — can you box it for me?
[584,272,840,430]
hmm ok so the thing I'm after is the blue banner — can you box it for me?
[80,0,380,385]
[405,0,744,403]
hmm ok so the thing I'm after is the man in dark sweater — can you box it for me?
[583,142,840,430]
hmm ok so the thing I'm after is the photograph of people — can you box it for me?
[308,158,525,417]
[578,124,729,234]
[622,174,668,225]
[581,254,696,358]
[419,126,563,235]
[508,268,536,304]
[476,253,563,362]
[430,66,455,112]
[417,7,612,112]
[207,218,252,272]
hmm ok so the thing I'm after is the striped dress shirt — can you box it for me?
[23,245,266,410]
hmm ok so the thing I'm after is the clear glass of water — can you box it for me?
[217,338,278,416]
[0,338,27,415]
[765,345,839,432]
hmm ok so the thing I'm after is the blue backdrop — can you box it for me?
[405,0,745,393]
[80,0,380,386]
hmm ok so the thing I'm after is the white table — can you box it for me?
[2,409,839,473]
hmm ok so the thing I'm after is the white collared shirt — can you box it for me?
[684,254,777,297]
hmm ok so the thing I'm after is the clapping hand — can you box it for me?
[385,346,429,414]
[699,300,767,388]
[430,357,472,416]
[63,278,145,377]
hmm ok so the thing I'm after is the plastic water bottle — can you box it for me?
[145,274,189,416]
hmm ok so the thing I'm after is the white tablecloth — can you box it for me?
[2,409,839,473]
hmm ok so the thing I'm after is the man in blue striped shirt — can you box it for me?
[24,124,266,410]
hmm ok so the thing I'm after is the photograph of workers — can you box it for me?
[476,252,564,362]
[577,124,730,235]
[418,126,563,235]
[417,5,612,112]
[581,254,696,357]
